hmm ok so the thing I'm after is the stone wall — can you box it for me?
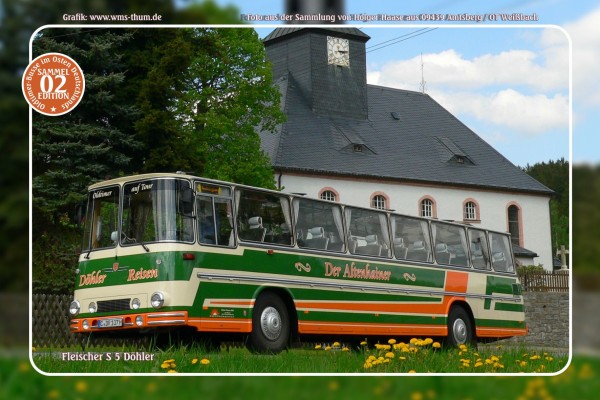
[492,291,569,350]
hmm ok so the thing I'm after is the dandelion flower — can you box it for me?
[163,359,175,363]
[167,369,177,373]
[160,362,170,369]
[410,338,418,344]
[200,358,210,365]
[432,342,441,348]
[315,344,322,350]
[360,341,368,346]
[75,381,88,393]
[388,338,397,345]
[474,361,483,368]
[342,346,350,352]
[385,352,395,359]
[520,361,527,367]
[530,355,541,360]
[333,341,341,348]
[424,338,433,345]
[325,346,332,351]
[408,370,416,373]
[192,358,198,364]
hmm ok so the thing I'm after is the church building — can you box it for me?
[258,27,554,270]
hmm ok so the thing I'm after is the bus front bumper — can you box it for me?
[70,311,189,333]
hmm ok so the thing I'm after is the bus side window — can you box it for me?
[468,229,491,270]
[489,233,515,273]
[345,207,391,258]
[431,221,469,267]
[236,189,293,246]
[391,215,432,263]
[293,198,346,253]
[197,195,235,247]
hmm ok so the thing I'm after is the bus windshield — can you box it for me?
[121,179,194,245]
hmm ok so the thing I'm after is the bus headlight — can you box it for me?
[150,292,164,309]
[69,300,80,316]
[135,315,144,326]
[131,298,141,310]
[82,319,89,330]
[88,302,97,313]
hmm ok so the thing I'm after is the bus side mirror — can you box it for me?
[181,187,194,216]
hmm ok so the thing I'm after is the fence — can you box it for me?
[32,294,152,349]
[518,271,570,292]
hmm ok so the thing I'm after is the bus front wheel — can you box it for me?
[248,292,290,354]
[446,306,474,347]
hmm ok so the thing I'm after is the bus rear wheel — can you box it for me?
[248,292,290,354]
[446,306,474,347]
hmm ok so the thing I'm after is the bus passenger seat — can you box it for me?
[246,216,266,242]
[304,227,329,250]
[435,243,451,264]
[357,235,382,256]
[393,237,408,259]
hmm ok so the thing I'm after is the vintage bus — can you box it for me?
[69,172,526,353]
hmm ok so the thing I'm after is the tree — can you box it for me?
[32,29,142,223]
[173,28,285,189]
[523,158,569,255]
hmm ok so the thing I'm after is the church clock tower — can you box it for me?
[263,28,370,120]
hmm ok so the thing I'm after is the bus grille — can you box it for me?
[97,299,131,313]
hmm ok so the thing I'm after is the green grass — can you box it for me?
[32,339,568,374]
[2,353,599,400]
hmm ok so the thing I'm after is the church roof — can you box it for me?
[260,75,553,195]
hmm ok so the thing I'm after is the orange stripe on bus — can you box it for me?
[298,321,447,336]
[207,300,254,306]
[476,327,528,337]
[191,318,252,333]
[445,271,469,293]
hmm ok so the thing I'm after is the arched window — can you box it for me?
[371,193,388,210]
[507,203,522,246]
[464,201,477,221]
[319,188,338,202]
[419,196,436,218]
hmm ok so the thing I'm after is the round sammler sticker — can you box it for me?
[22,52,85,116]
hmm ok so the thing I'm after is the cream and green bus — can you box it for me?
[70,172,527,353]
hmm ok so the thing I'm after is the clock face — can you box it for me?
[327,36,349,67]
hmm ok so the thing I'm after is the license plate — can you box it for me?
[97,318,123,328]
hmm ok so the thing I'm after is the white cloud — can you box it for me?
[431,89,568,135]
[543,6,600,108]
[367,30,569,136]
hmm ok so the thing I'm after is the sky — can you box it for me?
[209,0,600,167]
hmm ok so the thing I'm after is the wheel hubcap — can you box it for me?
[260,306,282,341]
[452,318,468,344]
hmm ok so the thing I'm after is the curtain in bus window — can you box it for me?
[279,197,292,245]
[152,180,177,241]
[331,205,344,251]
[378,213,391,257]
